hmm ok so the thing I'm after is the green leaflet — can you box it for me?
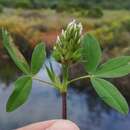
[31,43,46,74]
[94,56,130,78]
[6,75,32,112]
[2,29,30,74]
[82,33,102,74]
[91,77,129,115]
[45,63,62,91]
[45,63,55,82]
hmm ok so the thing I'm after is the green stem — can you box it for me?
[62,64,69,83]
[33,77,53,86]
[68,75,91,84]
[61,64,69,92]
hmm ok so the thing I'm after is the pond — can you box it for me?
[0,58,130,130]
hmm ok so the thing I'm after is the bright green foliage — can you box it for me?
[6,76,32,112]
[2,29,46,111]
[82,33,101,73]
[45,63,66,92]
[2,21,130,115]
[31,43,46,75]
[82,34,130,114]
[45,63,55,82]
[91,78,129,115]
[2,29,30,74]
[94,56,130,78]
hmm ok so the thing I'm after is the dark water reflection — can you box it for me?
[0,59,130,130]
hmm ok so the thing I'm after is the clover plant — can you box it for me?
[2,20,130,119]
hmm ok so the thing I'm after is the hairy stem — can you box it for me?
[33,77,53,86]
[62,92,67,119]
[68,75,91,84]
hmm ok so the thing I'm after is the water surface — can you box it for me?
[0,59,130,130]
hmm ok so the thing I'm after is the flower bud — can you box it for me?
[53,20,83,64]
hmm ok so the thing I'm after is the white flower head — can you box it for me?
[67,20,83,37]
[56,36,60,43]
[68,19,76,27]
[78,23,83,35]
[53,20,83,64]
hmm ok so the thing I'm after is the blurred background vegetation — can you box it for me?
[0,0,129,49]
[0,0,130,82]
[0,0,130,86]
[0,0,130,9]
